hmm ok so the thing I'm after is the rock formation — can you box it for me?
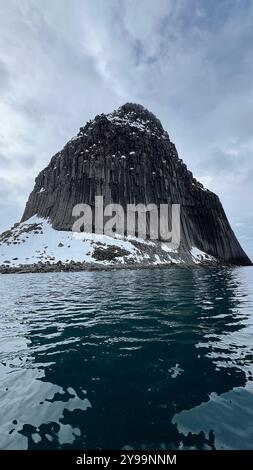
[20,103,251,266]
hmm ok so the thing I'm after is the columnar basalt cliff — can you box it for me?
[20,103,251,266]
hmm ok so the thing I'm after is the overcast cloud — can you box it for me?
[0,0,252,256]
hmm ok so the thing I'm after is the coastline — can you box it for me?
[0,259,239,275]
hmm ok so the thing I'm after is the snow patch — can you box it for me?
[161,243,178,253]
[0,218,219,271]
[191,246,216,263]
[0,216,145,268]
[106,113,166,139]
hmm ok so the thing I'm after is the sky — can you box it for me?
[0,0,252,257]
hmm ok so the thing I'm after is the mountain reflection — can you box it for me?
[0,266,253,449]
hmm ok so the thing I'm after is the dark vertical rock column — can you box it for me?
[21,103,252,266]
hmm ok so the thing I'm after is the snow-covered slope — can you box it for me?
[0,216,218,273]
[0,216,138,267]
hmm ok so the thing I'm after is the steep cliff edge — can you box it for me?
[20,103,251,266]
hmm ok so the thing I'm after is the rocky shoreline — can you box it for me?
[0,262,221,274]
[0,258,231,275]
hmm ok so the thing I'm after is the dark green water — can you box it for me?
[0,267,253,450]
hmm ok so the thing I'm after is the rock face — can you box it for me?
[21,103,251,266]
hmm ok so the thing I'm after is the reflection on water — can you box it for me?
[0,267,253,450]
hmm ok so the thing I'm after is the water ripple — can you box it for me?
[0,267,253,449]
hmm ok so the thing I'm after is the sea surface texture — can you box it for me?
[0,267,253,450]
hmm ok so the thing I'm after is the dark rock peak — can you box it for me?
[21,103,252,266]
[74,102,168,143]
[108,102,165,132]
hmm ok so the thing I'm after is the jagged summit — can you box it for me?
[115,102,158,119]
[74,102,168,143]
[18,103,251,266]
[106,102,165,134]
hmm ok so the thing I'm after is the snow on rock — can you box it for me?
[0,216,220,272]
[191,246,216,264]
[106,105,168,140]
[161,243,178,253]
[0,216,141,268]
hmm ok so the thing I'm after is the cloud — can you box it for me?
[0,152,11,169]
[0,0,252,257]
[0,59,10,93]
